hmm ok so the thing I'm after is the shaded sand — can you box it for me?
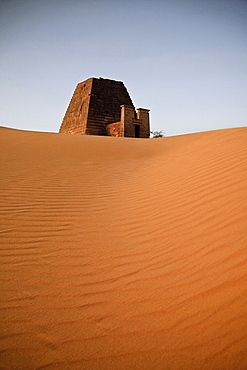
[0,126,247,369]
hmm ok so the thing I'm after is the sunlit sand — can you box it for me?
[0,126,246,369]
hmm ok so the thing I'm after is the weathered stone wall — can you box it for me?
[106,122,121,137]
[59,78,93,135]
[137,108,150,138]
[120,105,135,137]
[86,78,134,136]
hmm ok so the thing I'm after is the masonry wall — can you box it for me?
[86,78,134,136]
[121,105,136,137]
[59,78,93,135]
[105,122,121,137]
[137,108,150,138]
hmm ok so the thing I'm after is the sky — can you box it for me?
[0,0,246,136]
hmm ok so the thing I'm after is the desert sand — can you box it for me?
[0,126,246,369]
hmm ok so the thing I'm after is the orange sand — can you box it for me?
[0,126,246,369]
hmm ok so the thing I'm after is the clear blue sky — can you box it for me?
[0,0,246,136]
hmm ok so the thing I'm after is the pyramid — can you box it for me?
[59,77,150,138]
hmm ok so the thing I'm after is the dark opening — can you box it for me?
[135,125,140,138]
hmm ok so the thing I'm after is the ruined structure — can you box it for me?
[59,77,150,138]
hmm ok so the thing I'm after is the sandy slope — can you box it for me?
[0,126,246,370]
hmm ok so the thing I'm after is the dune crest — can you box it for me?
[0,127,247,369]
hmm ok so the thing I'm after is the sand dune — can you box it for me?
[0,126,246,369]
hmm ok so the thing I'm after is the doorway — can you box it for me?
[135,125,140,138]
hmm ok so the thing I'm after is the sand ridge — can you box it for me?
[0,126,247,369]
